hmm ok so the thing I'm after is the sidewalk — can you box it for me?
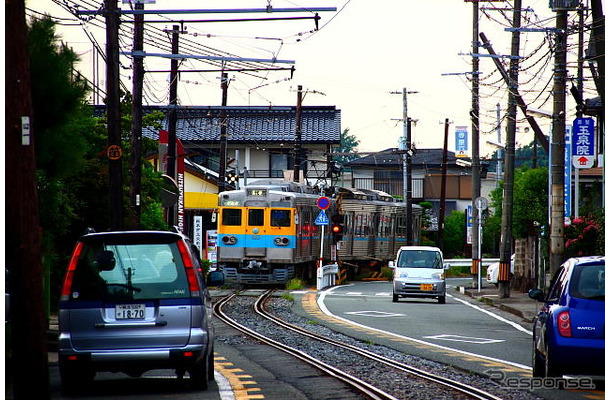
[454,283,540,323]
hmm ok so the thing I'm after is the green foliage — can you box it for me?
[564,214,604,258]
[511,167,548,238]
[380,266,393,280]
[282,293,295,302]
[285,278,305,290]
[443,211,467,258]
[332,128,360,165]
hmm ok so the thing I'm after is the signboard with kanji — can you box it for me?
[572,117,595,156]
[455,126,468,158]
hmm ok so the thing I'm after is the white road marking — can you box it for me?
[318,286,532,371]
[345,311,405,318]
[422,334,504,344]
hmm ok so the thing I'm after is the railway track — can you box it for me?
[213,290,507,400]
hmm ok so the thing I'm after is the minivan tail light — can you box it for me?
[557,311,572,337]
[177,240,200,294]
[60,242,84,301]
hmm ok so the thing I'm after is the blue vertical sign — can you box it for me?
[564,127,572,219]
[572,117,595,156]
[455,126,468,158]
[466,205,473,244]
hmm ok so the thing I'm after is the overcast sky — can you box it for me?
[28,0,581,156]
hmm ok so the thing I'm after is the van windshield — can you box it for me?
[397,250,442,269]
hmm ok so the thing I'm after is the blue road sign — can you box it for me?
[315,210,329,225]
[572,117,595,156]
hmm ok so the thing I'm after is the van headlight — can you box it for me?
[431,272,444,280]
[396,271,408,278]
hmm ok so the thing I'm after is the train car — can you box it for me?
[217,180,335,285]
[216,180,422,286]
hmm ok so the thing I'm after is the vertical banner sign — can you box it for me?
[206,230,218,265]
[466,205,473,244]
[159,130,186,233]
[564,127,572,220]
[193,216,203,258]
[455,126,469,157]
[572,117,596,168]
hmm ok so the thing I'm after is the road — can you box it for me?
[318,278,533,375]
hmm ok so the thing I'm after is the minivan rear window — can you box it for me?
[70,241,190,301]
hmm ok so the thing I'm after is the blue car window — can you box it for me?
[570,263,605,300]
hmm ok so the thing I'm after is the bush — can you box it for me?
[564,215,603,258]
[285,278,305,290]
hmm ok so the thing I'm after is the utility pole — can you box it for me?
[498,0,523,298]
[106,0,122,230]
[219,71,229,192]
[438,118,450,251]
[166,24,179,225]
[496,103,502,185]
[293,85,303,183]
[549,10,568,275]
[6,1,49,397]
[470,0,481,289]
[130,0,144,228]
[391,88,417,245]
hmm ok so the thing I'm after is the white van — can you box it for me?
[389,246,448,304]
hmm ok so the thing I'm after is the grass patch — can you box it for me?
[306,320,318,325]
[281,292,295,302]
[285,278,305,290]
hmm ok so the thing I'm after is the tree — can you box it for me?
[442,211,467,258]
[333,128,360,165]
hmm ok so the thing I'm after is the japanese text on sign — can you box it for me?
[572,117,595,156]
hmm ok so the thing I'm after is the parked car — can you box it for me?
[58,229,224,395]
[389,246,448,304]
[528,256,605,378]
[486,254,515,286]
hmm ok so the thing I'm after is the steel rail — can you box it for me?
[254,290,504,400]
[213,292,398,400]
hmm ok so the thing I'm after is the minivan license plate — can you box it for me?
[420,284,434,291]
[116,304,145,319]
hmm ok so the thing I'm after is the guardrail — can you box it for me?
[317,263,339,290]
[444,258,499,268]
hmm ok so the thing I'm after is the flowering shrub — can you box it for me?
[564,216,603,258]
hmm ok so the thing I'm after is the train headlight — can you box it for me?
[274,237,290,246]
[222,235,238,245]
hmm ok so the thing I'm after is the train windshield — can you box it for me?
[271,209,291,227]
[248,209,264,226]
[222,209,242,226]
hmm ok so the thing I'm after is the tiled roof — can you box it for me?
[346,148,466,168]
[94,105,341,144]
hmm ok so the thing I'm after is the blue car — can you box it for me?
[528,256,605,378]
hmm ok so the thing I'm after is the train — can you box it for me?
[216,179,422,285]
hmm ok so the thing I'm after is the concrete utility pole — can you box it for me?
[392,88,417,245]
[219,71,229,191]
[6,1,49,397]
[438,118,451,251]
[106,0,123,230]
[497,0,523,298]
[130,0,145,228]
[167,25,180,225]
[470,0,482,289]
[293,85,303,183]
[549,10,569,275]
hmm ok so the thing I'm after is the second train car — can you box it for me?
[216,179,422,285]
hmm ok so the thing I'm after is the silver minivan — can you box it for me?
[58,230,224,395]
[389,246,448,304]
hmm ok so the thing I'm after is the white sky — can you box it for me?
[27,0,590,156]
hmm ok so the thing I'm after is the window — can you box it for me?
[222,208,242,226]
[271,209,291,227]
[570,263,605,299]
[248,208,264,226]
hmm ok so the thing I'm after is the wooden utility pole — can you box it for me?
[166,25,179,225]
[438,118,450,251]
[470,0,482,288]
[106,0,123,230]
[130,0,145,228]
[549,10,568,275]
[406,117,414,245]
[6,0,49,397]
[293,85,303,182]
[498,0,522,298]
[219,72,229,191]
